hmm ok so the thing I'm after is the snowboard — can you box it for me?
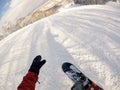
[62,62,103,90]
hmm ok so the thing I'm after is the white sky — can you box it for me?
[0,0,49,24]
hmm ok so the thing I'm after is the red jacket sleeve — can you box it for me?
[17,72,38,90]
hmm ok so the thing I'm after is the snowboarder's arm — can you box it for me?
[17,55,46,90]
[17,72,38,90]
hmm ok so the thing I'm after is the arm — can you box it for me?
[17,55,46,90]
[17,72,38,90]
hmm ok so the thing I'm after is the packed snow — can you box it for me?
[0,2,120,90]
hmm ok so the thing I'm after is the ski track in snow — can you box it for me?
[0,3,120,90]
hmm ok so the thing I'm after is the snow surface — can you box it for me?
[0,2,120,90]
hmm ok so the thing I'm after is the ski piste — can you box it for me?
[62,62,103,90]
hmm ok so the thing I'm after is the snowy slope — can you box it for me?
[0,2,120,90]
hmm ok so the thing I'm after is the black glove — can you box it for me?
[29,55,46,75]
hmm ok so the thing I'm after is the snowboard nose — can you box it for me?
[62,62,72,72]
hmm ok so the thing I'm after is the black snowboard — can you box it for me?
[62,62,103,90]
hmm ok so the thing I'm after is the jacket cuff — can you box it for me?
[26,72,38,83]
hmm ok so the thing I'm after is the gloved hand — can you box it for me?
[29,55,46,75]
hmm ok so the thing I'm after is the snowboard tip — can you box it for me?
[62,62,72,72]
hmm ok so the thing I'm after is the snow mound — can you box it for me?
[0,3,120,90]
